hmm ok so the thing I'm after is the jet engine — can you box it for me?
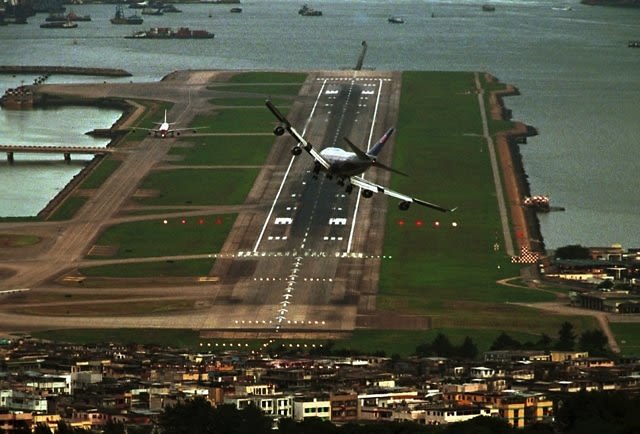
[274,126,285,136]
[362,190,373,198]
[398,201,411,211]
[291,146,302,156]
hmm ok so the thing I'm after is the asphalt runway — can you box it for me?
[0,70,402,338]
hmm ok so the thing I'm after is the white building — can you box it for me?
[0,390,48,412]
[293,396,331,421]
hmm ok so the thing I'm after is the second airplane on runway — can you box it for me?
[134,110,203,138]
[266,100,455,213]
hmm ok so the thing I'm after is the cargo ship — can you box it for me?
[126,27,215,39]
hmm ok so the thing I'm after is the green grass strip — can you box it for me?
[170,135,272,166]
[135,168,258,206]
[88,214,235,259]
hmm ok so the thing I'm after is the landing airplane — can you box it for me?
[134,110,202,138]
[266,100,455,212]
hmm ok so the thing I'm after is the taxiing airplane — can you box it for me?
[134,110,202,138]
[266,100,455,212]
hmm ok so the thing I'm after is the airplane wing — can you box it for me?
[350,175,455,213]
[265,100,331,170]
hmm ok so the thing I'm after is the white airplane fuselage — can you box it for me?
[319,147,372,177]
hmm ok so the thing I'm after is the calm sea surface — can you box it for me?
[1,0,639,249]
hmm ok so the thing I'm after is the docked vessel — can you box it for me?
[111,5,143,25]
[126,27,215,39]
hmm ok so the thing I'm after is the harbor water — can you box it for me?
[1,0,639,249]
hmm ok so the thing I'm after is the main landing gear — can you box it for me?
[398,201,411,211]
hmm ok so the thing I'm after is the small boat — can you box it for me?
[482,4,495,12]
[111,6,144,25]
[141,8,163,16]
[40,20,78,29]
[230,7,242,13]
[388,16,404,24]
[162,4,182,13]
[299,4,322,16]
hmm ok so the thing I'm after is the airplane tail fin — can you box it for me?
[344,135,407,177]
[367,127,395,157]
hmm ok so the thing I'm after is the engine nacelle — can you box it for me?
[398,201,411,211]
[362,190,373,198]
[274,126,285,136]
[291,146,302,156]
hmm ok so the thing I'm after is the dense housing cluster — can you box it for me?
[2,337,640,432]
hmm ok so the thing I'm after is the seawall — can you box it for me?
[485,74,545,254]
[0,66,132,77]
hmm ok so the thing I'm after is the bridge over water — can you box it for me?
[0,145,112,163]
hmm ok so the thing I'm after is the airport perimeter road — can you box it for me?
[0,70,402,337]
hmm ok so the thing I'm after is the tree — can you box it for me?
[432,333,454,357]
[578,329,609,356]
[556,321,576,351]
[103,420,126,434]
[457,336,478,360]
[555,245,590,260]
[34,424,53,434]
[536,333,552,350]
[490,332,522,351]
[158,397,216,434]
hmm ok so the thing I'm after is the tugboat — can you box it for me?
[298,4,322,16]
[111,5,144,25]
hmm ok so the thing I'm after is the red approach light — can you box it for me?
[433,221,441,228]
[198,218,205,225]
[415,220,424,227]
[181,218,187,225]
[397,219,405,226]
[215,218,223,225]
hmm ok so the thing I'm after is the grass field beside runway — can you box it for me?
[608,323,640,356]
[376,71,596,338]
[86,214,235,259]
[170,135,273,166]
[133,168,260,206]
